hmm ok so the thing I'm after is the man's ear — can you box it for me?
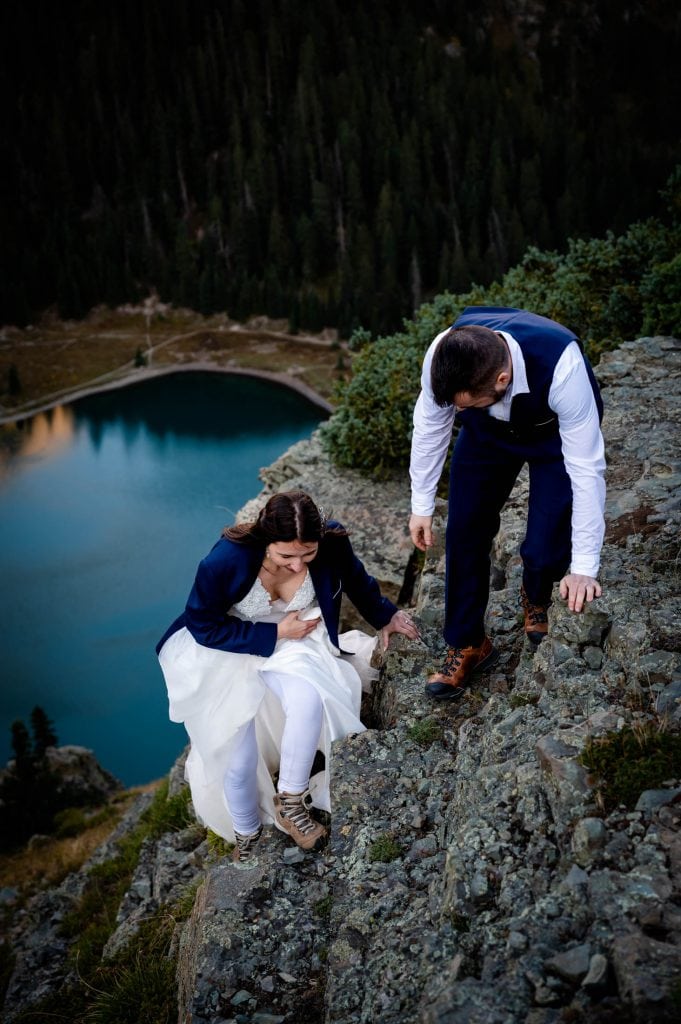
[496,368,511,387]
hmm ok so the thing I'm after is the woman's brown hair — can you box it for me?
[223,490,347,544]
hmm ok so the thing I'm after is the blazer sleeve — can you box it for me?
[184,551,278,657]
[333,533,397,629]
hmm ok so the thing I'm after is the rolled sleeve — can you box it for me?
[410,333,456,515]
[550,344,606,578]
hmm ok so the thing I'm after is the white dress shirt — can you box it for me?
[410,329,606,578]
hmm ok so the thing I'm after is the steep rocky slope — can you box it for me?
[3,335,680,1023]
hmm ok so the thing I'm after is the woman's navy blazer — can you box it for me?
[156,522,397,657]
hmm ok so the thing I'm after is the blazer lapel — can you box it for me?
[309,559,340,647]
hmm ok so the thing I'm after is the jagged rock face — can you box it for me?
[0,745,122,808]
[3,337,680,1023]
[2,790,158,1023]
[42,744,123,804]
[167,337,680,1023]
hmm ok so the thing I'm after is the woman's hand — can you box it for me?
[380,610,421,651]
[277,611,321,641]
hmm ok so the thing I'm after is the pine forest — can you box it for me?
[2,0,680,335]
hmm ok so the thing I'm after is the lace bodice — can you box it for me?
[231,571,316,621]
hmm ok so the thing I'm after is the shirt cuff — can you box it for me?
[569,560,600,579]
[411,500,435,517]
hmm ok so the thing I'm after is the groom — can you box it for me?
[408,306,606,701]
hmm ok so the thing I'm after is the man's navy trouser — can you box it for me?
[444,419,572,648]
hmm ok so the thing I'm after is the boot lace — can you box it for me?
[441,647,464,673]
[278,791,318,836]
[233,825,263,862]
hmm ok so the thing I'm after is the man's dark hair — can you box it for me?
[431,325,508,406]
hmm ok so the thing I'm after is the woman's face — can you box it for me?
[267,540,319,573]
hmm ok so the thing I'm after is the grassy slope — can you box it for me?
[0,305,350,424]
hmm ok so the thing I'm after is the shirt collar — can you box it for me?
[485,331,528,419]
[500,331,528,398]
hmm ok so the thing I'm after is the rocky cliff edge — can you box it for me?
[3,336,680,1024]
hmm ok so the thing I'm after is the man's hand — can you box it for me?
[409,514,434,552]
[559,574,602,613]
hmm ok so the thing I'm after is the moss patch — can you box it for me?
[509,692,540,709]
[368,834,402,863]
[579,725,681,811]
[407,718,444,748]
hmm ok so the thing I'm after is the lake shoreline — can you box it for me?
[0,370,327,784]
[0,360,333,430]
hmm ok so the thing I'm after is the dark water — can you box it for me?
[0,372,324,785]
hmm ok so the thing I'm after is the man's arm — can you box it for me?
[550,342,606,612]
[409,332,455,548]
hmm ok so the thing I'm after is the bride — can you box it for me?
[156,490,419,863]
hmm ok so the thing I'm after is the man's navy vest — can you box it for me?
[451,306,603,438]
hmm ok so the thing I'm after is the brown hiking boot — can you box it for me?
[232,824,263,864]
[273,790,327,851]
[520,586,549,645]
[425,636,499,701]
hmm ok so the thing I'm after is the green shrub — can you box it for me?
[641,250,681,337]
[140,782,193,838]
[53,805,116,838]
[53,806,89,838]
[321,169,681,478]
[206,828,234,859]
[84,955,176,1024]
[347,326,372,352]
[320,332,424,478]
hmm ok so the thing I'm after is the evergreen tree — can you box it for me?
[10,720,31,776]
[30,706,58,757]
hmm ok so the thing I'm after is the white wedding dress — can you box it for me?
[158,571,378,841]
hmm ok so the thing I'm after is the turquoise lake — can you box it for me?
[0,372,324,785]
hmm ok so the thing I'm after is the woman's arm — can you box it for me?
[184,552,278,656]
[332,533,398,630]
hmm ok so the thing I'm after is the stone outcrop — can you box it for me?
[43,744,123,804]
[0,744,122,809]
[3,336,680,1023]
[2,789,156,1019]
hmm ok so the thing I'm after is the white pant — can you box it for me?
[223,670,323,834]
